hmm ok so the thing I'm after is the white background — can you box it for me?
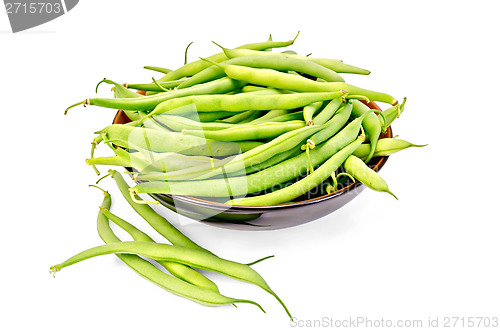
[1,1,499,330]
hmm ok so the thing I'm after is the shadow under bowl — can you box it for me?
[113,101,392,231]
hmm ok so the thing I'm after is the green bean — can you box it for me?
[351,100,383,163]
[65,77,245,114]
[308,102,353,145]
[312,97,343,126]
[125,78,189,92]
[344,155,397,199]
[182,120,305,141]
[352,138,427,160]
[157,34,299,83]
[86,155,132,168]
[94,79,146,121]
[303,101,323,125]
[97,125,261,156]
[86,190,263,309]
[146,91,345,118]
[209,62,397,105]
[131,112,366,197]
[217,47,370,75]
[227,135,365,206]
[380,97,406,132]
[101,208,219,292]
[96,79,142,99]
[50,240,291,318]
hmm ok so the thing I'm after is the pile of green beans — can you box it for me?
[58,34,425,316]
[82,47,419,204]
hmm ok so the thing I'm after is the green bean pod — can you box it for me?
[343,155,397,199]
[352,138,427,160]
[96,79,142,99]
[351,100,383,163]
[89,190,263,309]
[303,101,323,125]
[147,91,345,118]
[218,47,370,75]
[380,97,406,132]
[182,120,305,141]
[312,97,343,126]
[227,135,365,206]
[101,208,219,292]
[97,125,261,156]
[308,102,353,145]
[65,77,245,114]
[212,63,397,105]
[94,79,146,121]
[50,240,291,318]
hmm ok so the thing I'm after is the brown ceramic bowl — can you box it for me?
[113,101,392,230]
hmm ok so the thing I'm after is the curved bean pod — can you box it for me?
[308,102,353,145]
[312,97,343,126]
[352,138,427,160]
[380,97,406,132]
[343,155,397,199]
[351,100,383,163]
[96,79,142,99]
[303,101,323,125]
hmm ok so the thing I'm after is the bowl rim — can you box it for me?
[113,100,391,211]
